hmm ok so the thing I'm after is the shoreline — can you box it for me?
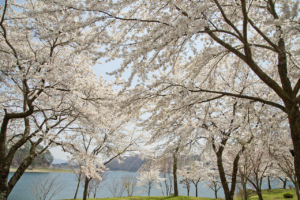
[9,168,136,173]
[9,168,73,173]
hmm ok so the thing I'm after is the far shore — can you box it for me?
[9,168,134,173]
[9,168,73,173]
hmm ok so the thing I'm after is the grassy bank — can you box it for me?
[64,189,299,200]
[237,188,297,200]
[9,168,72,173]
[63,196,214,200]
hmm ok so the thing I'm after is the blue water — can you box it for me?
[7,171,292,200]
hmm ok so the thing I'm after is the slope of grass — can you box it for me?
[63,189,299,200]
[240,189,297,200]
[63,196,215,200]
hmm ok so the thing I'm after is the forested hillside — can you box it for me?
[106,155,145,172]
[9,142,54,169]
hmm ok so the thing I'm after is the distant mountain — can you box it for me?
[106,155,145,172]
[52,158,67,164]
[9,141,54,169]
[51,155,145,172]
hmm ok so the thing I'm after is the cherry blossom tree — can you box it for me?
[243,147,272,200]
[237,154,252,200]
[205,174,222,200]
[108,177,125,197]
[179,160,212,197]
[121,174,137,197]
[63,119,143,200]
[49,0,300,192]
[137,168,165,196]
[70,159,84,200]
[269,131,300,199]
[0,1,115,199]
[148,156,174,196]
[137,134,196,197]
[2,2,300,200]
[88,172,107,199]
[179,177,191,196]
[135,96,258,200]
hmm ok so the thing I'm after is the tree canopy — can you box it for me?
[1,1,300,200]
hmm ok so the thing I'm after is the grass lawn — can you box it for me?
[63,196,215,200]
[62,189,300,200]
[238,189,297,200]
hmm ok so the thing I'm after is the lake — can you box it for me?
[7,171,291,200]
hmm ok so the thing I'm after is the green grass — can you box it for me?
[237,189,297,200]
[63,196,215,200]
[63,189,299,200]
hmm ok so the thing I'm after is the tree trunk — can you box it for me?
[239,170,248,200]
[0,150,37,200]
[0,165,9,200]
[256,188,263,200]
[286,95,300,195]
[267,177,271,190]
[187,187,190,196]
[173,148,179,196]
[74,173,82,199]
[0,117,32,200]
[295,181,300,200]
[83,177,91,200]
[243,182,248,200]
[283,178,287,189]
[216,151,231,200]
[0,186,8,200]
[215,142,244,200]
[163,179,167,196]
[195,184,198,197]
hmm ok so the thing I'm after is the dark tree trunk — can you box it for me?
[288,109,300,191]
[242,177,248,200]
[195,184,198,197]
[173,147,179,196]
[247,175,264,200]
[257,188,263,200]
[0,155,37,200]
[83,177,91,200]
[283,178,287,189]
[0,108,36,200]
[267,176,271,190]
[216,151,232,200]
[214,136,244,200]
[0,185,8,200]
[0,164,9,200]
[0,141,38,200]
[295,181,300,200]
